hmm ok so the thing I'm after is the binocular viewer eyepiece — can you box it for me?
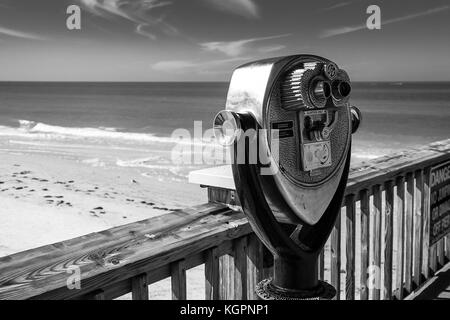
[214,55,361,299]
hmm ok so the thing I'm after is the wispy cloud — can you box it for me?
[321,5,450,38]
[200,34,291,57]
[257,45,286,53]
[152,56,249,73]
[0,26,44,40]
[204,0,259,19]
[78,0,177,39]
[322,2,351,11]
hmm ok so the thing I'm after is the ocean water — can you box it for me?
[0,81,449,182]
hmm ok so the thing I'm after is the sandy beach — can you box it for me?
[0,149,206,255]
[0,147,210,299]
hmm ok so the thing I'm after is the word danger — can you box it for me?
[431,163,450,188]
[430,161,450,245]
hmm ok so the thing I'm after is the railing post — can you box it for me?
[171,259,187,300]
[438,240,445,268]
[404,172,414,294]
[370,184,382,300]
[220,254,235,300]
[205,247,220,300]
[131,273,149,300]
[360,189,370,300]
[234,237,248,300]
[413,170,424,288]
[430,244,438,276]
[345,194,356,300]
[384,180,394,300]
[330,211,341,300]
[422,168,431,281]
[318,249,325,282]
[446,235,450,261]
[394,176,405,299]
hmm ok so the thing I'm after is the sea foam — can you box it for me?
[0,120,211,147]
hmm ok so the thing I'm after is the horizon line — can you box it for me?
[1,80,450,83]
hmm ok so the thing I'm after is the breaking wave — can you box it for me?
[0,120,214,146]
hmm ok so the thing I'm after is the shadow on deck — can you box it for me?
[408,262,450,300]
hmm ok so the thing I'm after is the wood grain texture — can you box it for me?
[205,247,220,300]
[437,240,445,268]
[330,213,341,300]
[413,170,423,288]
[384,180,394,300]
[318,249,325,282]
[0,203,251,300]
[421,168,431,281]
[345,194,356,300]
[371,185,382,300]
[404,173,414,294]
[447,235,450,261]
[219,254,235,300]
[430,244,437,276]
[131,273,149,300]
[394,177,405,300]
[233,237,248,300]
[171,260,186,300]
[360,189,370,300]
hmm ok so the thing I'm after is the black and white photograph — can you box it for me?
[0,0,449,306]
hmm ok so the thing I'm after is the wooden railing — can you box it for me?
[0,140,449,300]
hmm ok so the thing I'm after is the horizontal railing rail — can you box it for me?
[0,139,449,300]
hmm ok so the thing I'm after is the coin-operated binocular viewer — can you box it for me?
[214,55,361,300]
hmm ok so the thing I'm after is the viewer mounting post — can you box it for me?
[214,55,361,299]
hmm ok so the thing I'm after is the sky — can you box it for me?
[0,0,449,81]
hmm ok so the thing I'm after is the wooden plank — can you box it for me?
[220,254,235,300]
[246,234,263,300]
[370,185,382,300]
[0,203,228,269]
[345,194,356,300]
[447,235,450,261]
[171,260,186,300]
[208,188,240,206]
[360,189,370,300]
[430,244,437,276]
[383,180,394,300]
[437,240,445,268]
[413,170,423,288]
[421,168,431,281]
[404,172,414,294]
[234,237,248,300]
[318,249,325,281]
[330,212,341,300]
[394,176,405,300]
[0,204,252,300]
[205,247,220,300]
[345,140,450,196]
[131,273,149,300]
